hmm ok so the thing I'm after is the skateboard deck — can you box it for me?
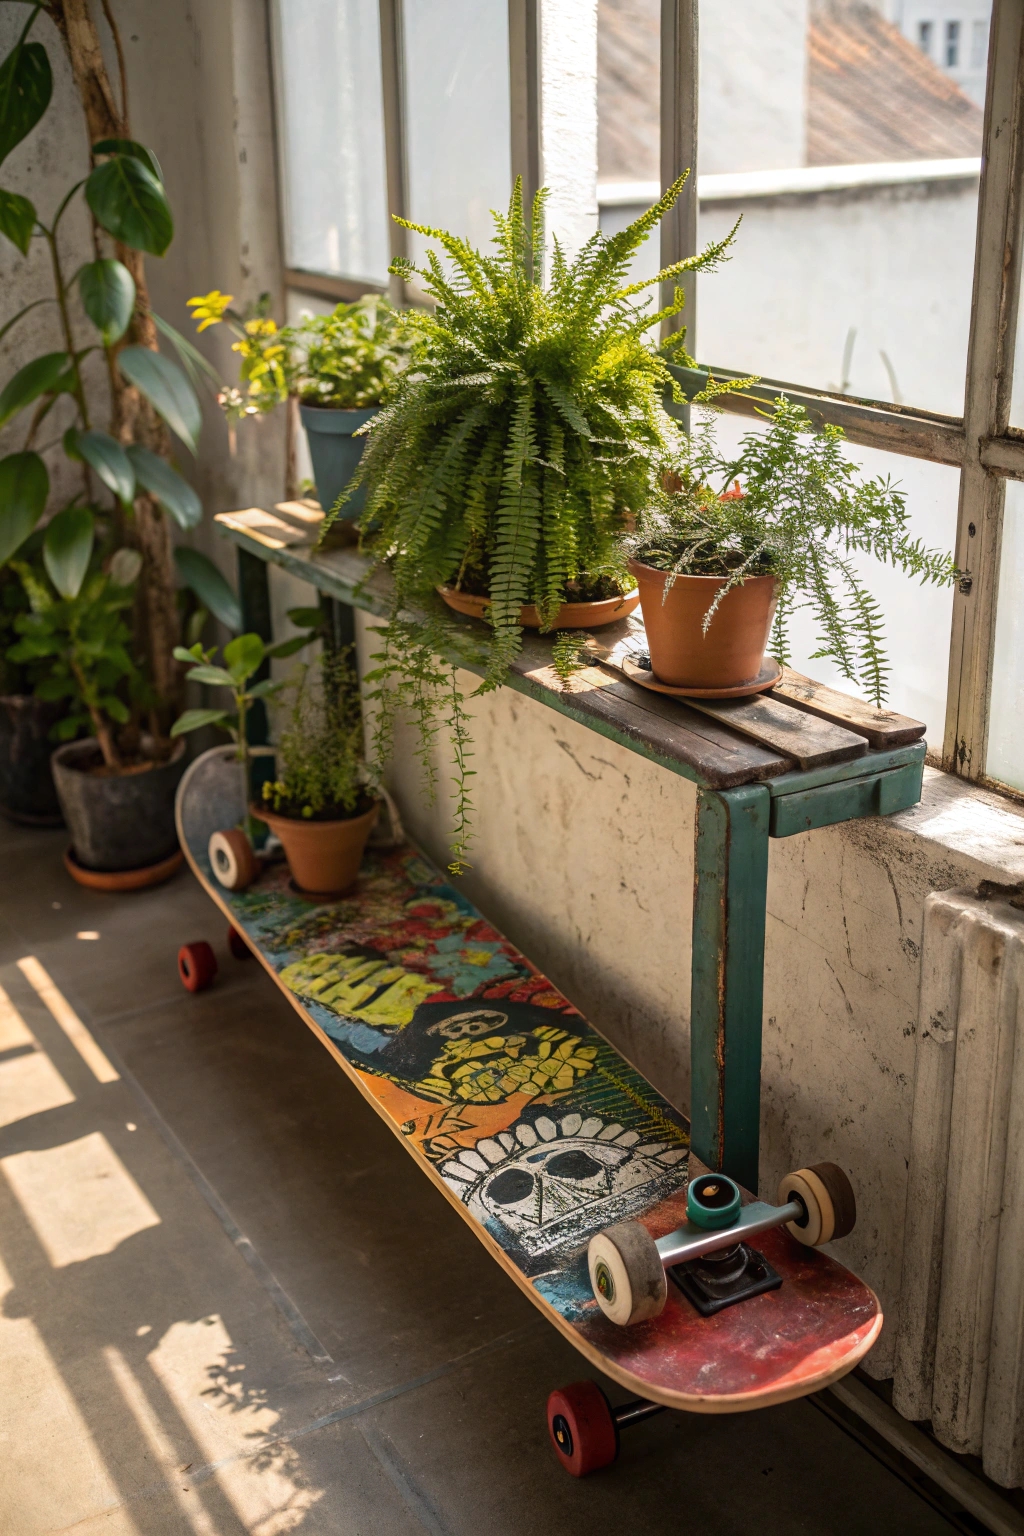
[176,746,881,1412]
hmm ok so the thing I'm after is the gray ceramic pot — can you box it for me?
[51,738,187,872]
[0,695,65,825]
[299,403,378,520]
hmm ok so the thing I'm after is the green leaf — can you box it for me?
[173,644,203,664]
[184,664,235,687]
[265,633,312,659]
[91,137,163,184]
[174,547,242,631]
[153,312,222,390]
[43,506,94,599]
[0,188,35,254]
[0,351,68,429]
[126,444,201,528]
[170,708,229,737]
[0,39,52,168]
[72,429,135,507]
[78,258,135,343]
[85,155,173,256]
[286,606,325,629]
[118,347,201,453]
[109,547,142,587]
[224,632,264,683]
[0,450,48,563]
[246,677,281,699]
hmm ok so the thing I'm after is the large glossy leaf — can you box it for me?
[91,137,163,184]
[43,506,94,599]
[0,450,48,564]
[0,188,35,254]
[85,155,173,256]
[126,444,201,529]
[174,546,242,632]
[224,633,264,683]
[78,258,135,344]
[72,429,136,507]
[0,40,52,168]
[118,347,200,453]
[0,351,68,429]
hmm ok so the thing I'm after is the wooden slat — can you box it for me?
[214,508,312,549]
[682,693,867,771]
[274,497,324,530]
[770,667,926,749]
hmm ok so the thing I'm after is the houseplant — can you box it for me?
[7,508,189,885]
[187,291,412,518]
[258,648,379,896]
[625,400,957,701]
[0,533,65,824]
[352,175,737,871]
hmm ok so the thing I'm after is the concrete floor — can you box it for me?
[0,816,967,1536]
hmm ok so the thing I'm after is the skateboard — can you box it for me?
[175,746,882,1476]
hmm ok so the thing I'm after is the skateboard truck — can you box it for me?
[587,1163,856,1327]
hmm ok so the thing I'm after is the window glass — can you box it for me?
[272,0,390,284]
[402,0,511,267]
[986,482,1024,792]
[599,1,991,416]
[709,411,957,744]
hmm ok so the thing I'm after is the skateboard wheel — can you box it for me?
[588,1220,667,1326]
[778,1162,856,1246]
[178,941,217,993]
[208,829,258,892]
[687,1172,742,1230]
[227,926,251,961]
[547,1381,618,1476]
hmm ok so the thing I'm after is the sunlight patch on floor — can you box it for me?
[0,982,36,1051]
[0,1051,75,1130]
[2,1132,160,1267]
[16,956,119,1084]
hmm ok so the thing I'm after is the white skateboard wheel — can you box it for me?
[208,829,258,892]
[778,1162,856,1247]
[588,1221,667,1326]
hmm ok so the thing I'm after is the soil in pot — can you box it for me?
[52,738,187,873]
[627,558,779,691]
[0,695,66,825]
[299,403,378,521]
[255,797,379,897]
[438,572,639,631]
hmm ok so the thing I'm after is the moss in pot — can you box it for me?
[626,401,957,702]
[259,649,379,898]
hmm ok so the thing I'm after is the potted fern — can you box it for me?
[625,401,956,701]
[188,292,412,519]
[258,649,380,897]
[351,176,735,871]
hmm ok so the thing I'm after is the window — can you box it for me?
[946,18,961,65]
[919,19,934,53]
[971,18,989,64]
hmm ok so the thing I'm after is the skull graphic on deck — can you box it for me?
[439,1112,688,1260]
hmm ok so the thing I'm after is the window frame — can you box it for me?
[273,0,1024,795]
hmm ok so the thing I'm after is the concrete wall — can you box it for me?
[699,0,810,174]
[361,604,1024,1379]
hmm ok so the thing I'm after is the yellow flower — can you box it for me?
[187,290,233,332]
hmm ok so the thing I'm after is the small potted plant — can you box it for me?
[350,175,737,871]
[6,508,188,887]
[624,401,956,702]
[187,291,412,520]
[259,649,379,897]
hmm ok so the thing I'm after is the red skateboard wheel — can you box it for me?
[546,1381,618,1476]
[178,941,217,992]
[227,926,251,961]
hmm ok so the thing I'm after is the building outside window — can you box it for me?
[918,16,934,49]
[945,16,962,61]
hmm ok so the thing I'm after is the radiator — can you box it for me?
[894,888,1024,1488]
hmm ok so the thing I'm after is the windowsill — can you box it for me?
[886,765,1024,883]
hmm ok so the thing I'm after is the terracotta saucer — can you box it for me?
[437,585,639,630]
[621,651,782,699]
[64,845,184,892]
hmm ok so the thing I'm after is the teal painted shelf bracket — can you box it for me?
[690,783,770,1192]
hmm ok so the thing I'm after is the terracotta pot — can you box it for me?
[437,585,639,630]
[255,800,379,897]
[627,558,779,690]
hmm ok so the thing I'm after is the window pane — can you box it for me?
[987,482,1024,791]
[709,412,957,744]
[402,0,511,265]
[273,0,390,284]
